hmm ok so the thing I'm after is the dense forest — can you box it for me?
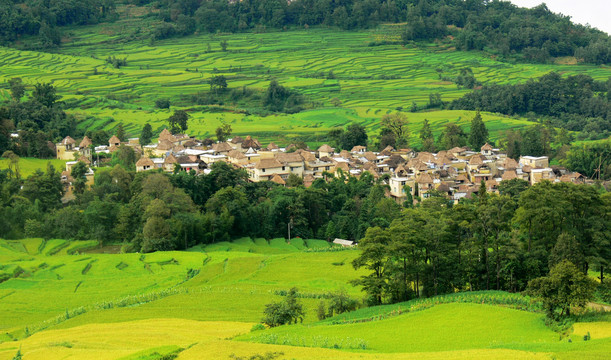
[451,72,611,140]
[0,159,609,301]
[1,0,610,64]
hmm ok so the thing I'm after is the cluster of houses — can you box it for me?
[56,129,588,204]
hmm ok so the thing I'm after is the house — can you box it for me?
[317,144,334,158]
[481,143,493,156]
[249,158,289,182]
[109,135,121,147]
[333,238,355,247]
[136,156,155,172]
[211,142,233,155]
[275,152,305,177]
[351,145,366,154]
[79,136,93,161]
[519,156,549,169]
[389,176,415,204]
[56,136,77,160]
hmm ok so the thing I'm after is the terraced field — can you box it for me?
[1,23,609,145]
[0,158,67,178]
[0,238,609,359]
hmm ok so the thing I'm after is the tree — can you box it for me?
[352,226,391,304]
[33,82,60,107]
[286,173,303,187]
[1,151,20,179]
[327,289,358,316]
[264,80,290,112]
[115,123,126,142]
[438,123,467,150]
[70,161,88,196]
[468,111,488,149]
[155,99,170,109]
[110,145,137,171]
[527,260,597,319]
[340,123,368,150]
[209,75,228,95]
[140,123,153,146]
[8,78,25,102]
[168,110,189,134]
[380,113,408,148]
[262,287,304,327]
[220,40,228,51]
[215,123,232,142]
[419,119,435,152]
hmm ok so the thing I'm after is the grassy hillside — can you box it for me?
[1,25,609,145]
[0,238,609,359]
[0,158,67,177]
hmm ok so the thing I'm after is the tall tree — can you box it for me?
[419,119,435,152]
[168,110,189,134]
[380,112,409,148]
[33,82,60,107]
[468,111,488,149]
[8,78,25,102]
[140,123,153,145]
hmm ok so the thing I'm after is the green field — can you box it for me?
[0,238,609,359]
[0,158,67,177]
[1,22,609,146]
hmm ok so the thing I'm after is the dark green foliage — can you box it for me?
[468,111,488,150]
[70,161,89,196]
[262,287,304,327]
[437,123,467,150]
[562,142,611,180]
[263,80,305,113]
[155,99,171,109]
[105,56,127,69]
[209,75,228,94]
[8,78,25,102]
[328,123,368,150]
[452,73,611,139]
[419,119,435,152]
[115,123,126,142]
[527,260,597,319]
[168,110,189,134]
[215,123,232,142]
[140,123,153,146]
[379,113,408,149]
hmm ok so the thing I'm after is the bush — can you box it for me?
[262,287,304,327]
[250,323,266,332]
[155,99,170,109]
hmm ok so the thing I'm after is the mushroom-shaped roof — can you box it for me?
[317,144,334,153]
[79,136,92,148]
[136,156,155,167]
[270,173,286,185]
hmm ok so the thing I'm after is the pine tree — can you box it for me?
[419,119,435,152]
[116,123,126,142]
[468,111,488,149]
[140,123,153,145]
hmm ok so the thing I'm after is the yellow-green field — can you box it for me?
[0,238,609,359]
[1,24,609,145]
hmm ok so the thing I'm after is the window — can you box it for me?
[282,166,285,171]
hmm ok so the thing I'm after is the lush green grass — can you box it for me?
[0,158,67,178]
[1,24,608,145]
[0,237,609,359]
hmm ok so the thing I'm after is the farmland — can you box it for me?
[1,22,610,146]
[0,238,609,359]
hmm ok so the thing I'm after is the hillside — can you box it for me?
[0,238,609,359]
[0,25,609,147]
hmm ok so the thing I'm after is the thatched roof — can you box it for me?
[79,136,92,148]
[317,144,334,153]
[256,158,284,169]
[136,156,154,167]
[270,173,286,185]
[61,136,76,145]
[109,135,121,144]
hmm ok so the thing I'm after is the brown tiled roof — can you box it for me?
[266,142,279,150]
[79,136,92,148]
[159,128,175,142]
[212,142,233,152]
[502,170,517,181]
[417,173,433,184]
[157,139,173,151]
[61,136,76,145]
[270,173,286,185]
[339,150,352,159]
[136,156,154,167]
[164,154,178,164]
[335,162,350,172]
[256,158,284,169]
[469,154,485,166]
[275,152,303,163]
[318,144,334,153]
[230,136,244,144]
[363,152,377,162]
[228,150,246,159]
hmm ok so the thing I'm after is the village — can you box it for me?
[55,129,587,205]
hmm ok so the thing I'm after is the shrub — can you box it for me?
[155,99,171,109]
[250,323,266,332]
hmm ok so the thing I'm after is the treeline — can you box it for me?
[0,80,81,157]
[0,0,116,48]
[353,180,610,305]
[451,72,611,141]
[0,161,403,252]
[142,0,611,64]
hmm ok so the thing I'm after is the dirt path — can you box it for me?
[587,302,611,312]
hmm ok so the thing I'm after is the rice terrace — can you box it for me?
[0,0,611,359]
